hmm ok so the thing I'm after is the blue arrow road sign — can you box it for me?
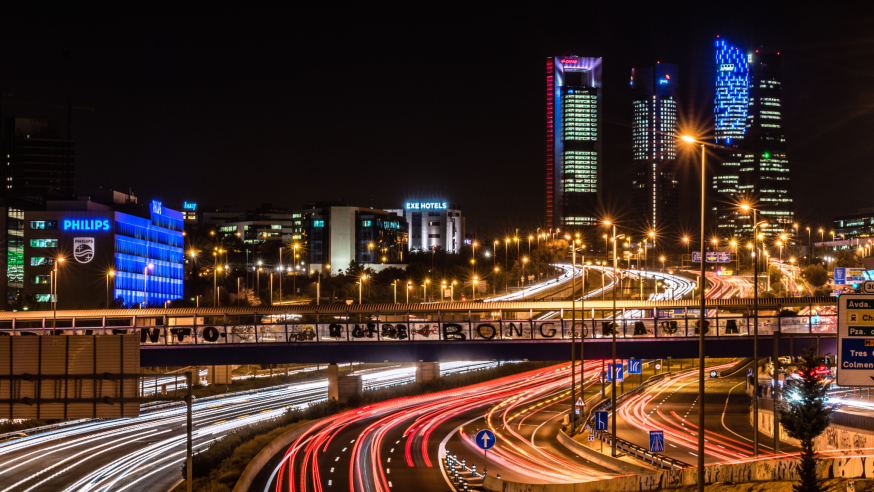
[595,411,608,431]
[834,267,846,285]
[628,359,642,375]
[475,429,496,450]
[747,368,753,378]
[649,430,665,453]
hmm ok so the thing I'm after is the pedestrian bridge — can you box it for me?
[0,297,838,365]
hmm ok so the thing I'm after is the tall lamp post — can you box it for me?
[143,263,154,308]
[742,203,768,456]
[681,135,709,489]
[52,257,65,328]
[603,220,624,457]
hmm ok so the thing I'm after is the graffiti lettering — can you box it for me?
[442,323,466,341]
[633,322,648,336]
[476,323,497,340]
[694,319,710,335]
[202,326,223,342]
[111,329,127,335]
[140,327,162,343]
[169,328,192,342]
[352,323,378,339]
[539,323,556,338]
[396,324,408,340]
[506,323,523,338]
[328,323,344,338]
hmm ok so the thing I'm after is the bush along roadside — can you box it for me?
[174,360,558,492]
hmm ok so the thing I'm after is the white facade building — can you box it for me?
[387,201,464,254]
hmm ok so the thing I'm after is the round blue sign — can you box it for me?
[475,429,496,450]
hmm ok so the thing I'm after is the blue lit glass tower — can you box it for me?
[713,37,749,232]
[630,63,679,234]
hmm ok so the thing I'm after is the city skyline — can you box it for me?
[0,6,868,234]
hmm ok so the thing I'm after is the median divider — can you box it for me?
[232,420,318,492]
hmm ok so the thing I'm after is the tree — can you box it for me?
[803,264,829,288]
[777,346,834,492]
[835,249,862,268]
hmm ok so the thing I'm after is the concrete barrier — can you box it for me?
[755,405,874,451]
[482,458,848,492]
[232,420,319,492]
[555,430,651,474]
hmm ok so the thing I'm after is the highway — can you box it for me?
[0,362,494,492]
[255,361,619,492]
[613,363,792,463]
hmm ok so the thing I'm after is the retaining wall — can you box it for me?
[755,406,874,451]
[482,457,870,492]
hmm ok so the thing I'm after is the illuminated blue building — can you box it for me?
[713,37,750,231]
[22,198,184,309]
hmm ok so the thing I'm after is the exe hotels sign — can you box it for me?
[405,201,447,210]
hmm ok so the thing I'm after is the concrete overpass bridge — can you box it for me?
[0,297,838,365]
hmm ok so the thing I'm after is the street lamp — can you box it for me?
[473,277,478,300]
[106,270,115,308]
[406,281,412,303]
[492,269,498,296]
[452,280,457,301]
[681,134,709,484]
[52,257,65,328]
[602,220,624,457]
[660,256,665,271]
[143,263,155,308]
[213,265,221,307]
[359,275,366,304]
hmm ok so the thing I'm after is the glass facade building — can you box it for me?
[546,56,602,229]
[21,199,184,309]
[630,63,679,233]
[713,37,750,232]
[737,51,795,236]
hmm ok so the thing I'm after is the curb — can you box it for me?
[232,420,320,492]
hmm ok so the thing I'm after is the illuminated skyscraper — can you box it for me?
[630,63,679,233]
[712,37,749,232]
[738,51,795,235]
[545,56,602,229]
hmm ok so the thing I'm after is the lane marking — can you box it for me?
[335,456,340,461]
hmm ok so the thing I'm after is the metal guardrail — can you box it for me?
[0,418,98,441]
[585,371,692,469]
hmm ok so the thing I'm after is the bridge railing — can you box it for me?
[0,313,837,346]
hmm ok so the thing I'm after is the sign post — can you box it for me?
[837,288,874,387]
[595,411,608,453]
[475,429,496,476]
[628,358,642,387]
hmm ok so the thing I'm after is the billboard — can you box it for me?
[0,335,140,419]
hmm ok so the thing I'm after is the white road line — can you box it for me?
[335,456,340,461]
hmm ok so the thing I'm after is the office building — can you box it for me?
[3,118,75,196]
[200,203,303,244]
[302,205,407,273]
[630,63,679,233]
[712,37,750,232]
[386,201,464,253]
[834,209,874,240]
[22,198,184,309]
[738,51,795,236]
[546,56,602,229]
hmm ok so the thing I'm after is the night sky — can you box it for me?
[1,5,871,236]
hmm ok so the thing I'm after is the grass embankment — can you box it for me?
[172,360,559,492]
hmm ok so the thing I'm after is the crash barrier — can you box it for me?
[482,457,867,492]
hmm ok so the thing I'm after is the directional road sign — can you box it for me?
[692,252,730,263]
[649,430,665,453]
[747,368,753,378]
[838,294,874,387]
[607,363,624,382]
[594,411,609,431]
[835,268,847,285]
[475,429,496,450]
[627,358,642,375]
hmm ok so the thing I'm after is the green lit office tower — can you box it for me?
[545,56,602,229]
[738,51,795,236]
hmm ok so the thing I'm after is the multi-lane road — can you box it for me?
[0,362,495,492]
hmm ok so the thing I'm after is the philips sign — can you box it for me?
[406,202,447,210]
[63,219,111,231]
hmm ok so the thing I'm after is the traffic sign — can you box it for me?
[594,411,609,430]
[692,252,730,263]
[475,429,496,450]
[575,397,585,407]
[655,364,661,370]
[862,281,874,295]
[649,430,665,453]
[710,370,718,378]
[627,359,642,375]
[838,294,874,387]
[835,268,847,285]
[607,363,624,382]
[588,434,594,442]
[747,368,753,378]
